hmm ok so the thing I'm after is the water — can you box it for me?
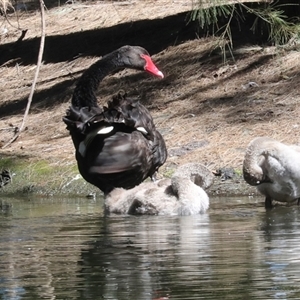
[0,195,300,300]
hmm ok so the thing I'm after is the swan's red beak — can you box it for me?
[141,54,164,79]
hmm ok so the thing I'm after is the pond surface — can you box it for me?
[0,195,300,300]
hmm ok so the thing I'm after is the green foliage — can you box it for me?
[234,168,242,176]
[0,156,96,196]
[190,0,236,30]
[190,1,300,60]
[247,2,300,45]
[190,1,237,61]
[163,168,175,178]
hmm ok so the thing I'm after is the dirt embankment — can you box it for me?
[0,1,299,198]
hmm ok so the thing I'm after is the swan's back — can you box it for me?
[105,162,212,215]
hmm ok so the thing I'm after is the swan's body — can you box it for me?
[243,137,300,208]
[105,163,214,216]
[63,46,167,194]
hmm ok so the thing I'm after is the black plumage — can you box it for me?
[63,46,167,194]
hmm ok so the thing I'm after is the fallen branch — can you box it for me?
[2,0,46,149]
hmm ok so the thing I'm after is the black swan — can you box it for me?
[0,169,12,188]
[63,46,167,194]
[105,163,214,215]
[243,137,300,208]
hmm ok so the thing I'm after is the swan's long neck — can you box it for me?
[243,139,270,185]
[71,52,123,108]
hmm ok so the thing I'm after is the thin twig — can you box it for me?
[2,0,46,149]
[1,0,25,33]
[0,127,18,131]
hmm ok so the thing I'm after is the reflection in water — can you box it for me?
[0,195,300,299]
[254,207,300,299]
[0,196,104,300]
[80,214,211,299]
